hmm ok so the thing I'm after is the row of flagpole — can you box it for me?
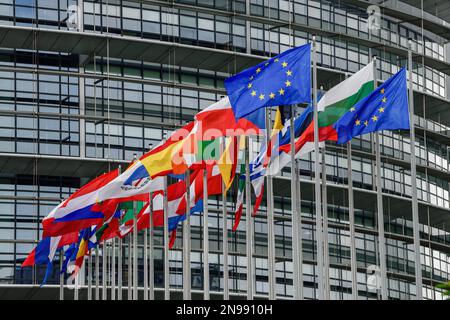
[56,36,425,301]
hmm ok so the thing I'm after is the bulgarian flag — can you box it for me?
[281,61,374,155]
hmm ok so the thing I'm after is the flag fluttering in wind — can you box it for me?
[333,68,409,144]
[225,43,311,119]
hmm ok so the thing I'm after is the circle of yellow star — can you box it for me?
[364,120,369,126]
[278,88,285,95]
[350,107,356,112]
[269,92,276,99]
[286,70,293,76]
[378,107,385,113]
[382,97,387,103]
[380,88,385,94]
[249,76,254,80]
[247,83,252,89]
[259,94,265,100]
[372,115,378,122]
[274,58,279,62]
[256,68,261,73]
[281,61,288,68]
[355,119,361,126]
[251,90,256,97]
[285,80,292,87]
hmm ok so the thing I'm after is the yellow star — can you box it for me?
[364,120,369,126]
[350,107,356,112]
[274,58,279,62]
[256,68,261,73]
[249,76,254,80]
[251,90,256,97]
[285,80,292,87]
[278,88,285,95]
[380,88,385,94]
[286,70,293,76]
[378,107,385,113]
[281,61,288,68]
[259,94,265,100]
[355,119,361,126]
[381,97,387,103]
[247,83,252,89]
[269,92,276,99]
[372,115,378,122]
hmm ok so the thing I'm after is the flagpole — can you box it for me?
[265,110,276,300]
[290,105,302,300]
[203,168,210,300]
[149,191,155,300]
[88,249,92,300]
[321,143,330,300]
[245,134,255,300]
[222,138,229,300]
[373,56,388,300]
[347,141,358,300]
[312,35,324,300]
[127,234,132,300]
[59,252,64,300]
[111,237,116,300]
[408,38,423,300]
[163,175,170,300]
[102,240,107,300]
[133,200,138,300]
[183,172,191,300]
[95,246,99,300]
[118,237,122,300]
[144,227,148,300]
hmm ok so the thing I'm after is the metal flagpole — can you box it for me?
[118,237,122,300]
[296,156,304,300]
[88,249,92,300]
[312,35,324,300]
[245,135,254,300]
[133,200,138,300]
[149,191,155,300]
[59,253,64,300]
[128,234,132,300]
[102,241,107,300]
[222,138,229,300]
[373,56,388,300]
[95,246,99,300]
[163,176,170,300]
[74,264,79,300]
[111,237,116,300]
[183,172,191,300]
[144,227,148,300]
[347,141,358,300]
[321,144,330,300]
[408,38,423,300]
[265,110,276,300]
[203,168,210,300]
[290,105,302,300]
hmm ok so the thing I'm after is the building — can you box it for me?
[0,0,449,300]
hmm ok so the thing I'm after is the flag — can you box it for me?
[42,169,119,237]
[233,163,245,232]
[280,62,374,158]
[333,68,409,144]
[225,43,311,119]
[218,136,238,193]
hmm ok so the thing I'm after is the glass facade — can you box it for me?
[0,0,449,299]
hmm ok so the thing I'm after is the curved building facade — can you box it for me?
[0,0,449,300]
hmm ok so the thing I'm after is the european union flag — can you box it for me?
[225,43,311,119]
[333,68,409,144]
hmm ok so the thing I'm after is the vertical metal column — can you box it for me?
[373,56,388,300]
[102,241,107,300]
[408,39,423,300]
[163,176,170,300]
[245,135,254,300]
[111,238,116,300]
[312,35,324,300]
[183,173,192,300]
[128,236,132,300]
[149,191,155,300]
[321,147,330,300]
[95,246,99,300]
[203,169,210,300]
[347,142,358,300]
[222,138,230,300]
[88,250,92,300]
[118,237,122,300]
[133,201,138,300]
[144,228,148,300]
[265,111,276,300]
[59,253,64,300]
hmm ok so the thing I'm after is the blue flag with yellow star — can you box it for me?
[333,68,409,144]
[224,43,311,119]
